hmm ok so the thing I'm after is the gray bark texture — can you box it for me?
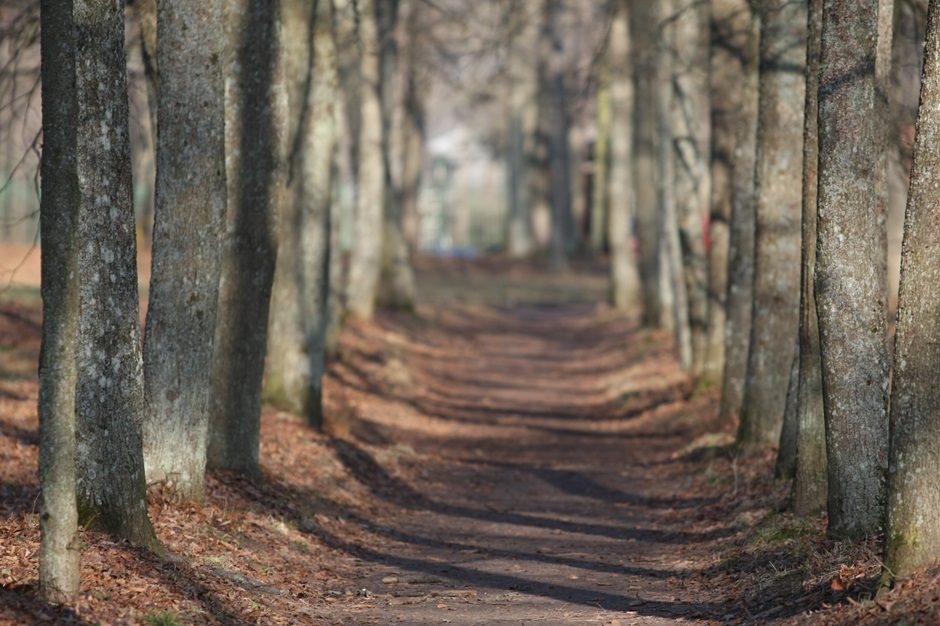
[792,0,828,517]
[631,0,663,327]
[542,0,573,272]
[737,0,806,449]
[399,1,426,261]
[884,0,940,578]
[816,0,890,538]
[657,0,692,367]
[266,0,338,429]
[377,0,416,310]
[38,0,81,601]
[208,0,285,472]
[591,62,610,256]
[505,4,539,258]
[703,0,751,383]
[346,0,385,320]
[607,0,642,310]
[72,0,157,549]
[669,0,711,376]
[775,345,800,478]
[142,0,227,500]
[718,2,760,423]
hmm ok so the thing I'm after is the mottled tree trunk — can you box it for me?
[142,0,226,500]
[38,0,80,600]
[208,0,285,472]
[72,0,157,549]
[377,0,416,310]
[590,63,610,255]
[542,0,572,272]
[346,0,385,319]
[775,347,800,478]
[657,0,692,367]
[607,0,642,310]
[792,0,827,517]
[737,0,806,448]
[718,3,760,423]
[399,1,426,262]
[632,0,664,327]
[704,0,751,383]
[816,0,890,538]
[266,0,337,429]
[669,0,711,375]
[884,0,940,578]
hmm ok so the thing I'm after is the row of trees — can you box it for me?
[579,0,940,583]
[37,0,428,602]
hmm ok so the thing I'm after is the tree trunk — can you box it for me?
[703,0,751,383]
[718,3,760,423]
[816,0,890,538]
[792,0,827,517]
[142,0,226,500]
[346,0,385,320]
[590,62,610,255]
[657,0,691,367]
[775,346,800,478]
[542,0,572,272]
[377,0,416,310]
[38,0,80,600]
[631,0,664,327]
[884,0,940,578]
[669,0,711,376]
[72,0,157,549]
[399,0,426,258]
[737,0,806,449]
[265,0,337,429]
[607,0,642,310]
[208,0,285,472]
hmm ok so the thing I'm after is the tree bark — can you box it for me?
[669,0,711,376]
[208,0,285,472]
[377,0,416,310]
[775,345,800,478]
[399,0,426,259]
[884,0,940,578]
[792,0,827,517]
[737,0,806,449]
[816,0,890,538]
[590,61,610,256]
[38,0,80,600]
[657,0,691,367]
[718,2,760,423]
[542,0,572,272]
[607,0,642,310]
[346,0,385,320]
[631,0,664,327]
[142,0,226,500]
[265,0,337,429]
[703,0,752,383]
[72,0,157,549]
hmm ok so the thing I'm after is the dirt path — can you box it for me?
[324,303,735,625]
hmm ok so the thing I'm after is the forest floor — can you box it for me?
[0,252,938,625]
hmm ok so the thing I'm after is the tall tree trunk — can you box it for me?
[542,0,572,272]
[737,0,806,448]
[669,0,711,376]
[816,0,890,538]
[590,63,610,255]
[38,0,80,600]
[886,0,940,577]
[72,0,157,549]
[792,0,827,517]
[776,347,800,478]
[704,0,750,383]
[377,0,416,309]
[346,0,385,319]
[632,0,664,327]
[399,0,426,259]
[142,0,226,500]
[657,0,692,367]
[718,2,760,423]
[208,0,285,472]
[607,0,642,310]
[266,0,337,429]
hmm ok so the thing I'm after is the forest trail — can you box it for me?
[324,299,736,625]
